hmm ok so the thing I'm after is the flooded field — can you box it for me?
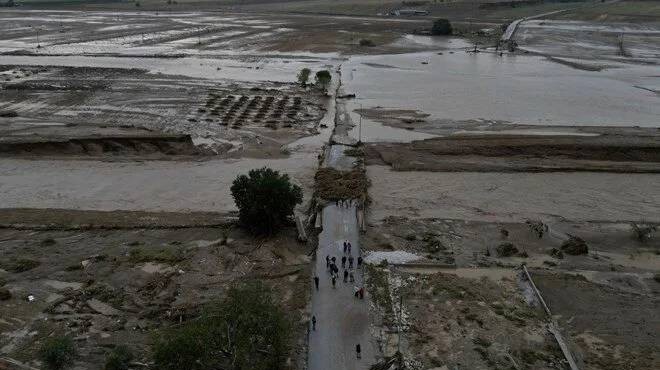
[1,4,659,370]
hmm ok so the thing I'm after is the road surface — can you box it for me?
[308,202,375,370]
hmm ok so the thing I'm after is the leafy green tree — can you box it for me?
[431,19,452,35]
[297,68,311,86]
[40,336,75,370]
[153,282,291,370]
[314,70,332,92]
[105,345,133,370]
[231,167,302,235]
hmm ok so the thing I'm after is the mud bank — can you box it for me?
[0,134,201,158]
[364,133,660,173]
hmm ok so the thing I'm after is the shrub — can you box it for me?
[2,258,40,273]
[105,345,133,370]
[359,39,375,47]
[495,242,518,257]
[631,222,656,242]
[297,68,311,86]
[231,167,302,235]
[314,70,332,92]
[561,236,588,255]
[40,336,75,370]
[153,282,291,370]
[0,288,11,301]
[431,19,452,35]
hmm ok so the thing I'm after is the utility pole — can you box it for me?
[358,103,362,144]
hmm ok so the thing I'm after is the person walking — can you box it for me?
[343,269,348,283]
[348,256,354,269]
[341,256,347,268]
[312,315,316,331]
[357,256,363,268]
[314,276,319,290]
[326,255,330,269]
[331,276,336,288]
[343,241,347,254]
[347,242,352,255]
[356,344,361,359]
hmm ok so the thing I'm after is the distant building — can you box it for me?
[390,9,429,17]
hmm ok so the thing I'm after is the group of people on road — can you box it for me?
[312,238,366,360]
[323,240,364,292]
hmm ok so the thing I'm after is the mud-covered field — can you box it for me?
[0,223,311,369]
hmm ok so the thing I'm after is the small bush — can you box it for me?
[128,247,183,264]
[2,258,40,273]
[495,242,518,257]
[105,345,134,370]
[549,248,564,259]
[431,19,452,35]
[359,39,375,47]
[561,236,588,255]
[41,238,57,246]
[40,336,76,370]
[631,222,656,242]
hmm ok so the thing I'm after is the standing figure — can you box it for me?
[349,272,355,283]
[356,344,361,359]
[326,255,330,269]
[314,276,319,290]
[357,256,363,268]
[331,276,336,288]
[343,241,347,254]
[347,242,352,255]
[343,269,349,283]
[341,256,347,268]
[348,256,354,269]
[312,315,316,331]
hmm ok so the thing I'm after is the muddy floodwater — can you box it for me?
[342,48,659,143]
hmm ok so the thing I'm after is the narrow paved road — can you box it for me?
[308,202,375,370]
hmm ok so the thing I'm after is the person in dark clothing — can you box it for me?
[312,315,316,331]
[357,256,363,267]
[359,287,364,299]
[343,269,348,283]
[314,276,319,290]
[348,256,354,269]
[331,276,336,288]
[347,243,352,254]
[331,256,336,263]
[341,256,347,268]
[349,272,355,283]
[326,255,330,269]
[343,241,347,254]
[356,344,361,359]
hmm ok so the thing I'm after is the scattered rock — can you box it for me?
[87,298,122,316]
[561,236,589,255]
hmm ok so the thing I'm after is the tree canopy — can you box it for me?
[153,282,291,370]
[230,167,303,235]
[297,68,311,86]
[314,70,332,92]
